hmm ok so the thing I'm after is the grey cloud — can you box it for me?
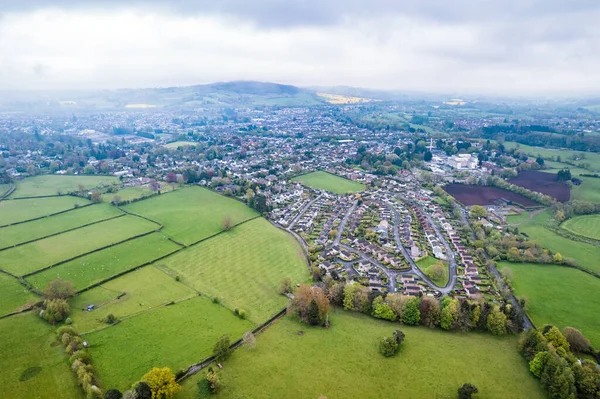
[1,0,599,28]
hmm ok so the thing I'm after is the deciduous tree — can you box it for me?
[212,335,232,362]
[140,367,181,399]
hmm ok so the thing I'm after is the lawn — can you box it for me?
[0,203,123,249]
[161,218,309,324]
[87,296,253,392]
[0,272,38,316]
[0,196,90,226]
[416,255,449,287]
[177,311,544,399]
[0,313,81,399]
[26,232,181,291]
[291,171,366,194]
[123,187,258,245]
[71,265,197,332]
[518,210,600,274]
[0,215,160,276]
[562,214,600,240]
[502,262,600,347]
[11,175,118,198]
[164,141,198,149]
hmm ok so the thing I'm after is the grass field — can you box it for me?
[291,171,365,194]
[571,176,600,203]
[177,311,543,399]
[164,141,198,149]
[0,215,160,276]
[11,175,118,198]
[506,211,530,225]
[109,183,171,203]
[0,272,38,316]
[416,255,449,286]
[26,232,180,291]
[0,313,81,399]
[502,142,600,172]
[561,214,600,240]
[0,204,122,249]
[502,262,600,347]
[123,187,258,245]
[71,266,197,332]
[0,196,90,226]
[0,183,11,197]
[162,218,308,324]
[87,296,253,391]
[518,210,600,274]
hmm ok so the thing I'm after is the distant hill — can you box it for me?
[0,81,324,111]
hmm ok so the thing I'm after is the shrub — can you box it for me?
[379,336,399,357]
[104,314,117,325]
[206,368,220,394]
[458,383,478,399]
[65,317,73,325]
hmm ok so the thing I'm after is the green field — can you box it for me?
[0,313,81,399]
[502,142,600,172]
[416,255,449,286]
[503,262,600,347]
[0,204,122,249]
[162,218,308,324]
[164,141,198,149]
[518,210,600,274]
[87,296,253,392]
[561,214,600,240]
[71,266,196,332]
[0,215,159,276]
[178,311,543,399]
[0,272,38,316]
[571,176,600,203]
[291,171,366,194]
[26,232,180,291]
[109,183,171,203]
[11,175,118,198]
[123,187,258,245]
[0,196,90,226]
[506,211,530,225]
[0,183,11,197]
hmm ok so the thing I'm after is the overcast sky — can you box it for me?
[1,0,599,95]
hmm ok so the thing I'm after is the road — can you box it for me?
[333,199,358,245]
[455,204,533,329]
[287,194,323,230]
[424,214,458,293]
[388,205,453,294]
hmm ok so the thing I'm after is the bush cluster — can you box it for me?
[56,326,102,398]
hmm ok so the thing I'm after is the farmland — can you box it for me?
[0,313,80,399]
[508,171,569,202]
[178,311,543,399]
[443,183,538,207]
[10,175,118,198]
[123,187,258,245]
[502,262,600,347]
[502,141,600,171]
[291,171,365,194]
[518,210,600,274]
[561,214,600,240]
[71,266,197,332]
[26,232,180,291]
[0,215,159,276]
[571,175,600,203]
[108,183,171,203]
[161,217,309,323]
[0,196,90,226]
[0,203,122,249]
[0,272,38,316]
[87,296,253,392]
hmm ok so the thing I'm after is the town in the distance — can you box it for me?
[1,82,599,399]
